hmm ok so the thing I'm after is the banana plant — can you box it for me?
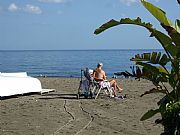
[94,0,180,134]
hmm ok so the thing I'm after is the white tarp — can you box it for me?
[0,72,42,97]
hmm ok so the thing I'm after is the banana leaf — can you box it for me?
[177,46,180,58]
[145,3,180,56]
[131,52,169,66]
[151,52,158,63]
[94,17,177,59]
[94,17,152,35]
[138,62,169,74]
[135,62,159,72]
[143,53,151,60]
[136,62,168,83]
[150,30,177,59]
[161,24,180,47]
[156,66,169,74]
[159,54,169,67]
[155,52,161,63]
[175,19,180,33]
[141,0,172,27]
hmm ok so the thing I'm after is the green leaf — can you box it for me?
[136,62,158,74]
[156,66,169,74]
[152,30,177,58]
[159,54,169,66]
[155,52,161,63]
[136,62,158,71]
[94,17,153,35]
[131,52,169,66]
[144,53,151,61]
[140,109,160,121]
[94,19,120,35]
[177,46,180,58]
[151,52,158,63]
[141,0,172,26]
[94,17,177,58]
[161,24,180,47]
[175,19,180,33]
[136,62,168,84]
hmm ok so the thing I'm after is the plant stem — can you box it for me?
[161,82,169,94]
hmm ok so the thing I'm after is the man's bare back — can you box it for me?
[93,68,106,81]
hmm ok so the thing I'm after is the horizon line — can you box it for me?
[0,48,164,51]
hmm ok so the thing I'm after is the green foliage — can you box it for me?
[141,0,172,26]
[94,17,153,34]
[175,20,180,33]
[94,18,178,59]
[94,0,180,134]
[131,52,170,66]
[163,102,180,135]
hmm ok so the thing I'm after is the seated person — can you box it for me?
[93,63,123,97]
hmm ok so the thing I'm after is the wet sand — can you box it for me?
[0,77,164,135]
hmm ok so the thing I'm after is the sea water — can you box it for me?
[0,49,164,77]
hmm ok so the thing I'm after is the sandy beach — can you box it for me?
[0,77,164,135]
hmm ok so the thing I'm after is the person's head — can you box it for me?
[97,63,103,68]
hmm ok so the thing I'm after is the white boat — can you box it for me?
[0,72,52,97]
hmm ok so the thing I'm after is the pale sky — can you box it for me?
[0,0,179,50]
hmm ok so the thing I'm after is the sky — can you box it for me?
[0,0,179,50]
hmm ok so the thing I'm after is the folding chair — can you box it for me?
[94,80,114,99]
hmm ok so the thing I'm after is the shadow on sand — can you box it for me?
[0,92,40,100]
[38,93,89,100]
[0,93,91,100]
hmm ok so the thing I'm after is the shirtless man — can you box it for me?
[93,63,123,97]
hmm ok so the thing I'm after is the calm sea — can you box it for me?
[0,49,164,77]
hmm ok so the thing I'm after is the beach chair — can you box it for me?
[78,68,113,99]
[94,80,114,99]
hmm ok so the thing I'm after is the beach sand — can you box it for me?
[0,77,165,135]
